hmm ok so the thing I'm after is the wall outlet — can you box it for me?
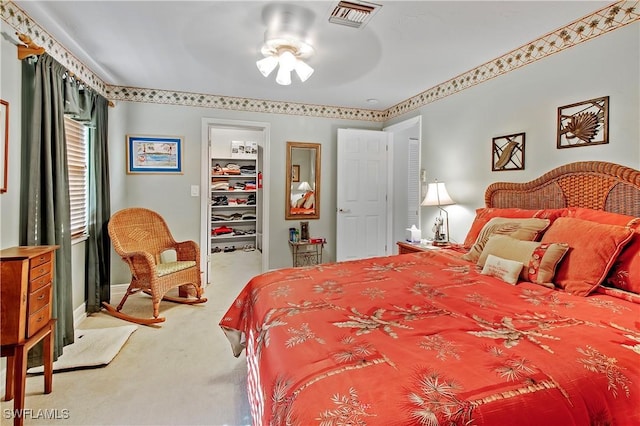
[190,185,200,197]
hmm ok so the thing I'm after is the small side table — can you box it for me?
[289,240,325,267]
[397,241,440,254]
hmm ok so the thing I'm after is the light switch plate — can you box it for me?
[190,185,199,197]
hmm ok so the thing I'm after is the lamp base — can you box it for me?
[432,240,450,247]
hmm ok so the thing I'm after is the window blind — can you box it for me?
[407,139,420,227]
[64,116,88,238]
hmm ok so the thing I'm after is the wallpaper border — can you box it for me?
[2,1,638,122]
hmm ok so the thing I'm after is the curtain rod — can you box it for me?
[15,32,115,108]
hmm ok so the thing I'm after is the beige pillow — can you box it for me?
[462,217,550,263]
[481,254,523,285]
[478,234,569,287]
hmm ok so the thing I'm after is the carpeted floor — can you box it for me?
[0,249,261,426]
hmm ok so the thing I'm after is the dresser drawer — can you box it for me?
[27,303,51,338]
[30,251,53,268]
[29,262,53,292]
[29,283,51,315]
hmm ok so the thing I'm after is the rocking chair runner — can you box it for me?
[106,207,207,325]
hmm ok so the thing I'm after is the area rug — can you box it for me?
[27,325,137,374]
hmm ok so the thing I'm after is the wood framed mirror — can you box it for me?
[286,141,321,220]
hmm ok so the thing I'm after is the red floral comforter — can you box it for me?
[220,250,640,425]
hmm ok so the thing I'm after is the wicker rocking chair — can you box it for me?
[106,207,207,325]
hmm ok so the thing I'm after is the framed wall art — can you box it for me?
[492,132,525,171]
[291,164,300,182]
[557,96,609,149]
[126,135,183,174]
[0,99,8,193]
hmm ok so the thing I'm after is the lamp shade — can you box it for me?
[421,182,454,207]
[294,59,314,82]
[297,181,312,191]
[275,65,292,85]
[256,56,278,77]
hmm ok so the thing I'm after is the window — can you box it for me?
[64,116,88,238]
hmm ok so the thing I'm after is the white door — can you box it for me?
[336,129,390,261]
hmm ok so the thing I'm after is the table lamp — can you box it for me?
[421,180,455,245]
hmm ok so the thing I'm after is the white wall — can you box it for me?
[386,23,640,244]
[108,102,381,282]
[1,22,22,247]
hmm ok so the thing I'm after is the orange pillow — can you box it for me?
[540,217,634,296]
[463,208,566,248]
[563,208,640,294]
[562,207,638,226]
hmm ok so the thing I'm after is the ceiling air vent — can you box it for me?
[328,1,381,29]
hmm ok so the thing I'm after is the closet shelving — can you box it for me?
[210,157,258,252]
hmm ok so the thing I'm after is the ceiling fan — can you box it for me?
[255,3,316,86]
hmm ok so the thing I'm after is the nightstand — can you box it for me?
[397,241,440,254]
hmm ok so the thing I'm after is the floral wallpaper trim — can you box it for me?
[2,1,638,122]
[105,86,386,121]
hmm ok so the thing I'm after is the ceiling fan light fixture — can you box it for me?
[256,55,278,77]
[278,49,297,71]
[257,36,315,85]
[294,59,314,82]
[275,63,292,85]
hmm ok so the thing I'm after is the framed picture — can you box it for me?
[557,96,609,149]
[292,165,300,182]
[492,132,525,171]
[126,135,183,174]
[0,99,8,193]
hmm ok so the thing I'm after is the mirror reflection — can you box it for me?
[286,141,321,220]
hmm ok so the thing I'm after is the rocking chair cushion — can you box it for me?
[156,261,197,277]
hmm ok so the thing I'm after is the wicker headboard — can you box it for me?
[485,161,640,217]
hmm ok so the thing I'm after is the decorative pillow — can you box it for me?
[607,228,640,294]
[481,254,523,285]
[461,217,551,263]
[540,217,634,296]
[477,235,569,288]
[562,207,638,226]
[562,208,640,294]
[463,208,566,249]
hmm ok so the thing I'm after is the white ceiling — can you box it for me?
[14,1,612,110]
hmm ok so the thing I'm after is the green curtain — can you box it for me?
[86,94,111,313]
[20,54,74,366]
[20,54,111,366]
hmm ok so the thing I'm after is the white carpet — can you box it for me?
[27,325,137,374]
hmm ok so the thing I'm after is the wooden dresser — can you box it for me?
[1,245,58,426]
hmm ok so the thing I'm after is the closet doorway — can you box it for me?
[200,118,271,286]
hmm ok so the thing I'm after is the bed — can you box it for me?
[220,161,640,425]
